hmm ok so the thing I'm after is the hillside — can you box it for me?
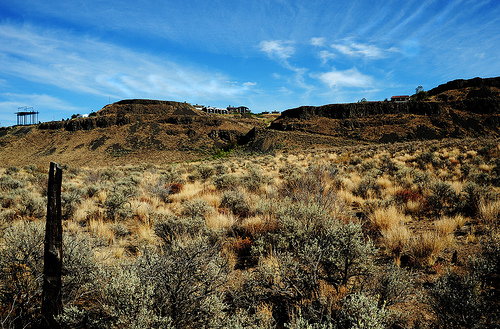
[265,76,500,143]
[1,77,500,166]
[0,100,265,166]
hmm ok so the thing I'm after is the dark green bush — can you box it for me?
[426,180,458,216]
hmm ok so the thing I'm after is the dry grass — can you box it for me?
[408,231,447,266]
[2,137,500,327]
[206,211,237,230]
[479,199,500,226]
[434,215,466,236]
[381,225,412,264]
[371,206,411,231]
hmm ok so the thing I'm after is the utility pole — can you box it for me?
[42,162,63,328]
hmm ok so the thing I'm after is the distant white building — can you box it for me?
[202,106,228,114]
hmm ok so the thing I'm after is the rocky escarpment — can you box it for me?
[0,99,265,166]
[268,76,500,143]
[427,76,500,97]
[271,101,443,121]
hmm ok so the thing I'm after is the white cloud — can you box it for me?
[259,40,295,61]
[331,41,386,59]
[318,50,336,65]
[0,23,256,102]
[1,93,83,112]
[315,68,374,88]
[311,37,326,47]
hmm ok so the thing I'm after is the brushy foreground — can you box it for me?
[1,138,499,328]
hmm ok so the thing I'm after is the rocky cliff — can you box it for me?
[268,76,500,143]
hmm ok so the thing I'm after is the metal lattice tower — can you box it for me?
[15,106,39,125]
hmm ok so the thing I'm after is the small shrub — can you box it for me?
[459,181,487,217]
[426,180,458,216]
[5,166,20,175]
[136,238,229,328]
[372,264,414,308]
[181,198,210,220]
[153,214,206,245]
[353,176,381,199]
[23,164,38,174]
[279,164,339,213]
[16,190,46,219]
[104,189,132,220]
[428,270,485,329]
[0,175,26,191]
[0,220,45,328]
[85,184,100,198]
[167,182,183,194]
[61,184,84,220]
[241,166,269,192]
[394,189,423,203]
[111,222,130,237]
[197,164,216,181]
[335,292,394,329]
[213,173,240,190]
[220,190,250,217]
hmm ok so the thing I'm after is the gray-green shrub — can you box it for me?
[136,238,229,328]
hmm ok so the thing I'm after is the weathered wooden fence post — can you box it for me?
[42,162,63,328]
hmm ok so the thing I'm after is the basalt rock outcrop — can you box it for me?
[268,76,500,143]
[0,99,265,166]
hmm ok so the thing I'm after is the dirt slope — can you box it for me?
[0,100,265,167]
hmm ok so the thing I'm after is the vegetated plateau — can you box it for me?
[1,76,500,328]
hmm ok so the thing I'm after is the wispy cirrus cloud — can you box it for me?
[310,37,327,47]
[259,40,295,61]
[330,41,391,59]
[318,50,336,66]
[315,67,374,88]
[0,23,256,102]
[259,39,313,92]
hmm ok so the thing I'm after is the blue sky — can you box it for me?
[1,0,499,126]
